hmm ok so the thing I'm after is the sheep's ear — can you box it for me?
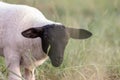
[67,28,92,39]
[21,27,43,38]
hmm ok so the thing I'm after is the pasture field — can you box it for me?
[0,0,120,80]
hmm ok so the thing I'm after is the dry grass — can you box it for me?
[0,0,120,80]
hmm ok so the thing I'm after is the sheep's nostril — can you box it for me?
[56,57,63,62]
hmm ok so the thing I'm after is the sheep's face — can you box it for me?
[22,24,92,67]
[42,24,69,67]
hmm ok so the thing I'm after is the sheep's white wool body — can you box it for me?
[0,2,64,80]
[0,2,61,70]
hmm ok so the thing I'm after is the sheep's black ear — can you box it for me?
[21,27,43,38]
[67,28,92,39]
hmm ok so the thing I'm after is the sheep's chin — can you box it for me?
[51,61,62,67]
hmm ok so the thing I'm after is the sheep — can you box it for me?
[0,2,92,80]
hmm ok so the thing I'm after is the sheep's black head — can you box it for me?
[21,24,92,67]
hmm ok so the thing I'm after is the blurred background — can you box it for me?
[0,0,120,80]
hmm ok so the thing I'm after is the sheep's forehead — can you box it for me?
[48,26,68,39]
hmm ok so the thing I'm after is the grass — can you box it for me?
[0,0,120,80]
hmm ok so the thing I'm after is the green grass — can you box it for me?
[0,0,120,80]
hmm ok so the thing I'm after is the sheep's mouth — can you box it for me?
[50,58,63,67]
[48,53,63,67]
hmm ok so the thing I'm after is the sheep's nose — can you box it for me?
[51,57,63,67]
